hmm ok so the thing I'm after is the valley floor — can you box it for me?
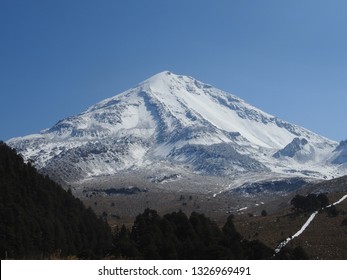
[78,185,347,259]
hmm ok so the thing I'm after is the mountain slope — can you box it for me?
[7,71,341,190]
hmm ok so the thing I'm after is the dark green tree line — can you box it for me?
[0,142,112,259]
[113,208,276,260]
[291,193,329,212]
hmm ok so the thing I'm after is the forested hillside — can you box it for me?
[0,142,112,259]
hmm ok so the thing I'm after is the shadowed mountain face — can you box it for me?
[332,140,347,164]
[7,71,345,190]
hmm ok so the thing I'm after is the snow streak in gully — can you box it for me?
[275,194,347,254]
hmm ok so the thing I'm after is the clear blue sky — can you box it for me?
[1,0,346,142]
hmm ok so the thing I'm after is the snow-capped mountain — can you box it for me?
[7,71,343,190]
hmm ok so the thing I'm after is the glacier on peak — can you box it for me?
[6,71,342,187]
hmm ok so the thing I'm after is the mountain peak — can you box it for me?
[144,70,173,82]
[140,71,209,94]
[140,70,176,91]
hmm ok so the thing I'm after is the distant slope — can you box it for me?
[0,142,112,259]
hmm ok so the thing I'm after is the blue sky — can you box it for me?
[1,0,346,141]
